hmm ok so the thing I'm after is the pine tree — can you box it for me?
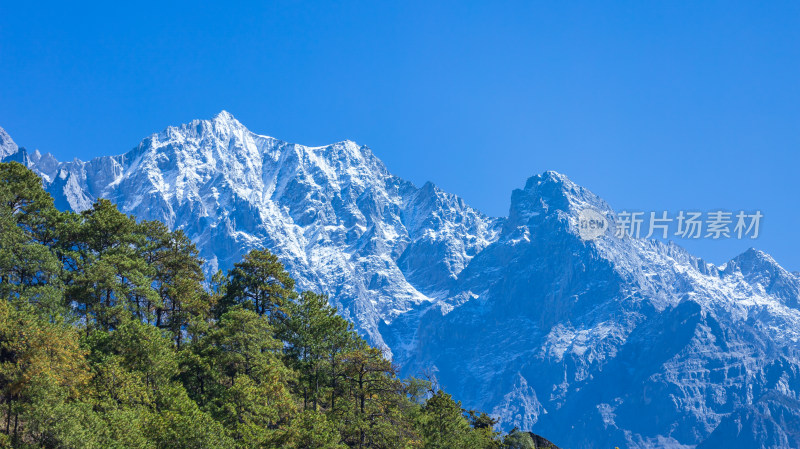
[501,429,536,449]
[184,307,296,446]
[338,346,412,449]
[416,390,472,449]
[142,224,209,347]
[0,162,64,318]
[283,291,359,411]
[217,249,296,326]
[0,301,92,446]
[284,410,346,449]
[64,199,159,330]
[0,162,516,449]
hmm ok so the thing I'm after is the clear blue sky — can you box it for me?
[1,1,798,270]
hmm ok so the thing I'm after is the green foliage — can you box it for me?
[416,390,472,449]
[218,249,296,324]
[0,162,65,318]
[284,410,346,449]
[0,300,93,447]
[283,290,359,411]
[502,429,536,449]
[0,162,530,448]
[186,307,296,445]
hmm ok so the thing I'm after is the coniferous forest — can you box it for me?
[0,161,550,449]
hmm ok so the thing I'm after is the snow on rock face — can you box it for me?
[407,172,800,448]
[5,113,800,448]
[0,126,18,159]
[3,112,500,352]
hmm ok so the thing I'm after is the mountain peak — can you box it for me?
[0,126,19,159]
[730,247,780,272]
[10,114,800,448]
[726,247,793,281]
[524,170,573,188]
[213,110,237,122]
[520,171,593,207]
[726,247,800,306]
[205,110,247,134]
[507,170,610,229]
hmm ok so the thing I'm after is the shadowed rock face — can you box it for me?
[5,114,800,448]
[529,432,561,449]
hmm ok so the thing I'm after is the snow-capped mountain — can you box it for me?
[402,173,800,448]
[4,113,800,448]
[1,112,500,351]
[0,126,19,159]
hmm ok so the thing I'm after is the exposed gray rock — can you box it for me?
[4,115,800,448]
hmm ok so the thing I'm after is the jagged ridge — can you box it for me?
[4,113,800,448]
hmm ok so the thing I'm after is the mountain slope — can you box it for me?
[4,114,800,448]
[406,173,800,448]
[0,114,500,351]
[0,126,18,159]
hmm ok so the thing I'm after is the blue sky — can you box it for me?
[1,1,798,269]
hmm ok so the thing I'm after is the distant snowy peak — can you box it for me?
[504,171,615,238]
[407,169,800,448]
[0,126,18,159]
[5,114,800,448]
[726,248,800,308]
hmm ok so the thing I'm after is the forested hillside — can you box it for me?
[0,161,552,448]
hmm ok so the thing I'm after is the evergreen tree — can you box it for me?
[283,290,359,411]
[185,307,296,446]
[337,346,412,449]
[469,411,502,448]
[218,249,296,326]
[0,162,521,449]
[416,390,473,449]
[64,199,159,330]
[0,162,64,318]
[501,429,536,449]
[284,410,346,449]
[0,301,92,447]
[143,223,209,347]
